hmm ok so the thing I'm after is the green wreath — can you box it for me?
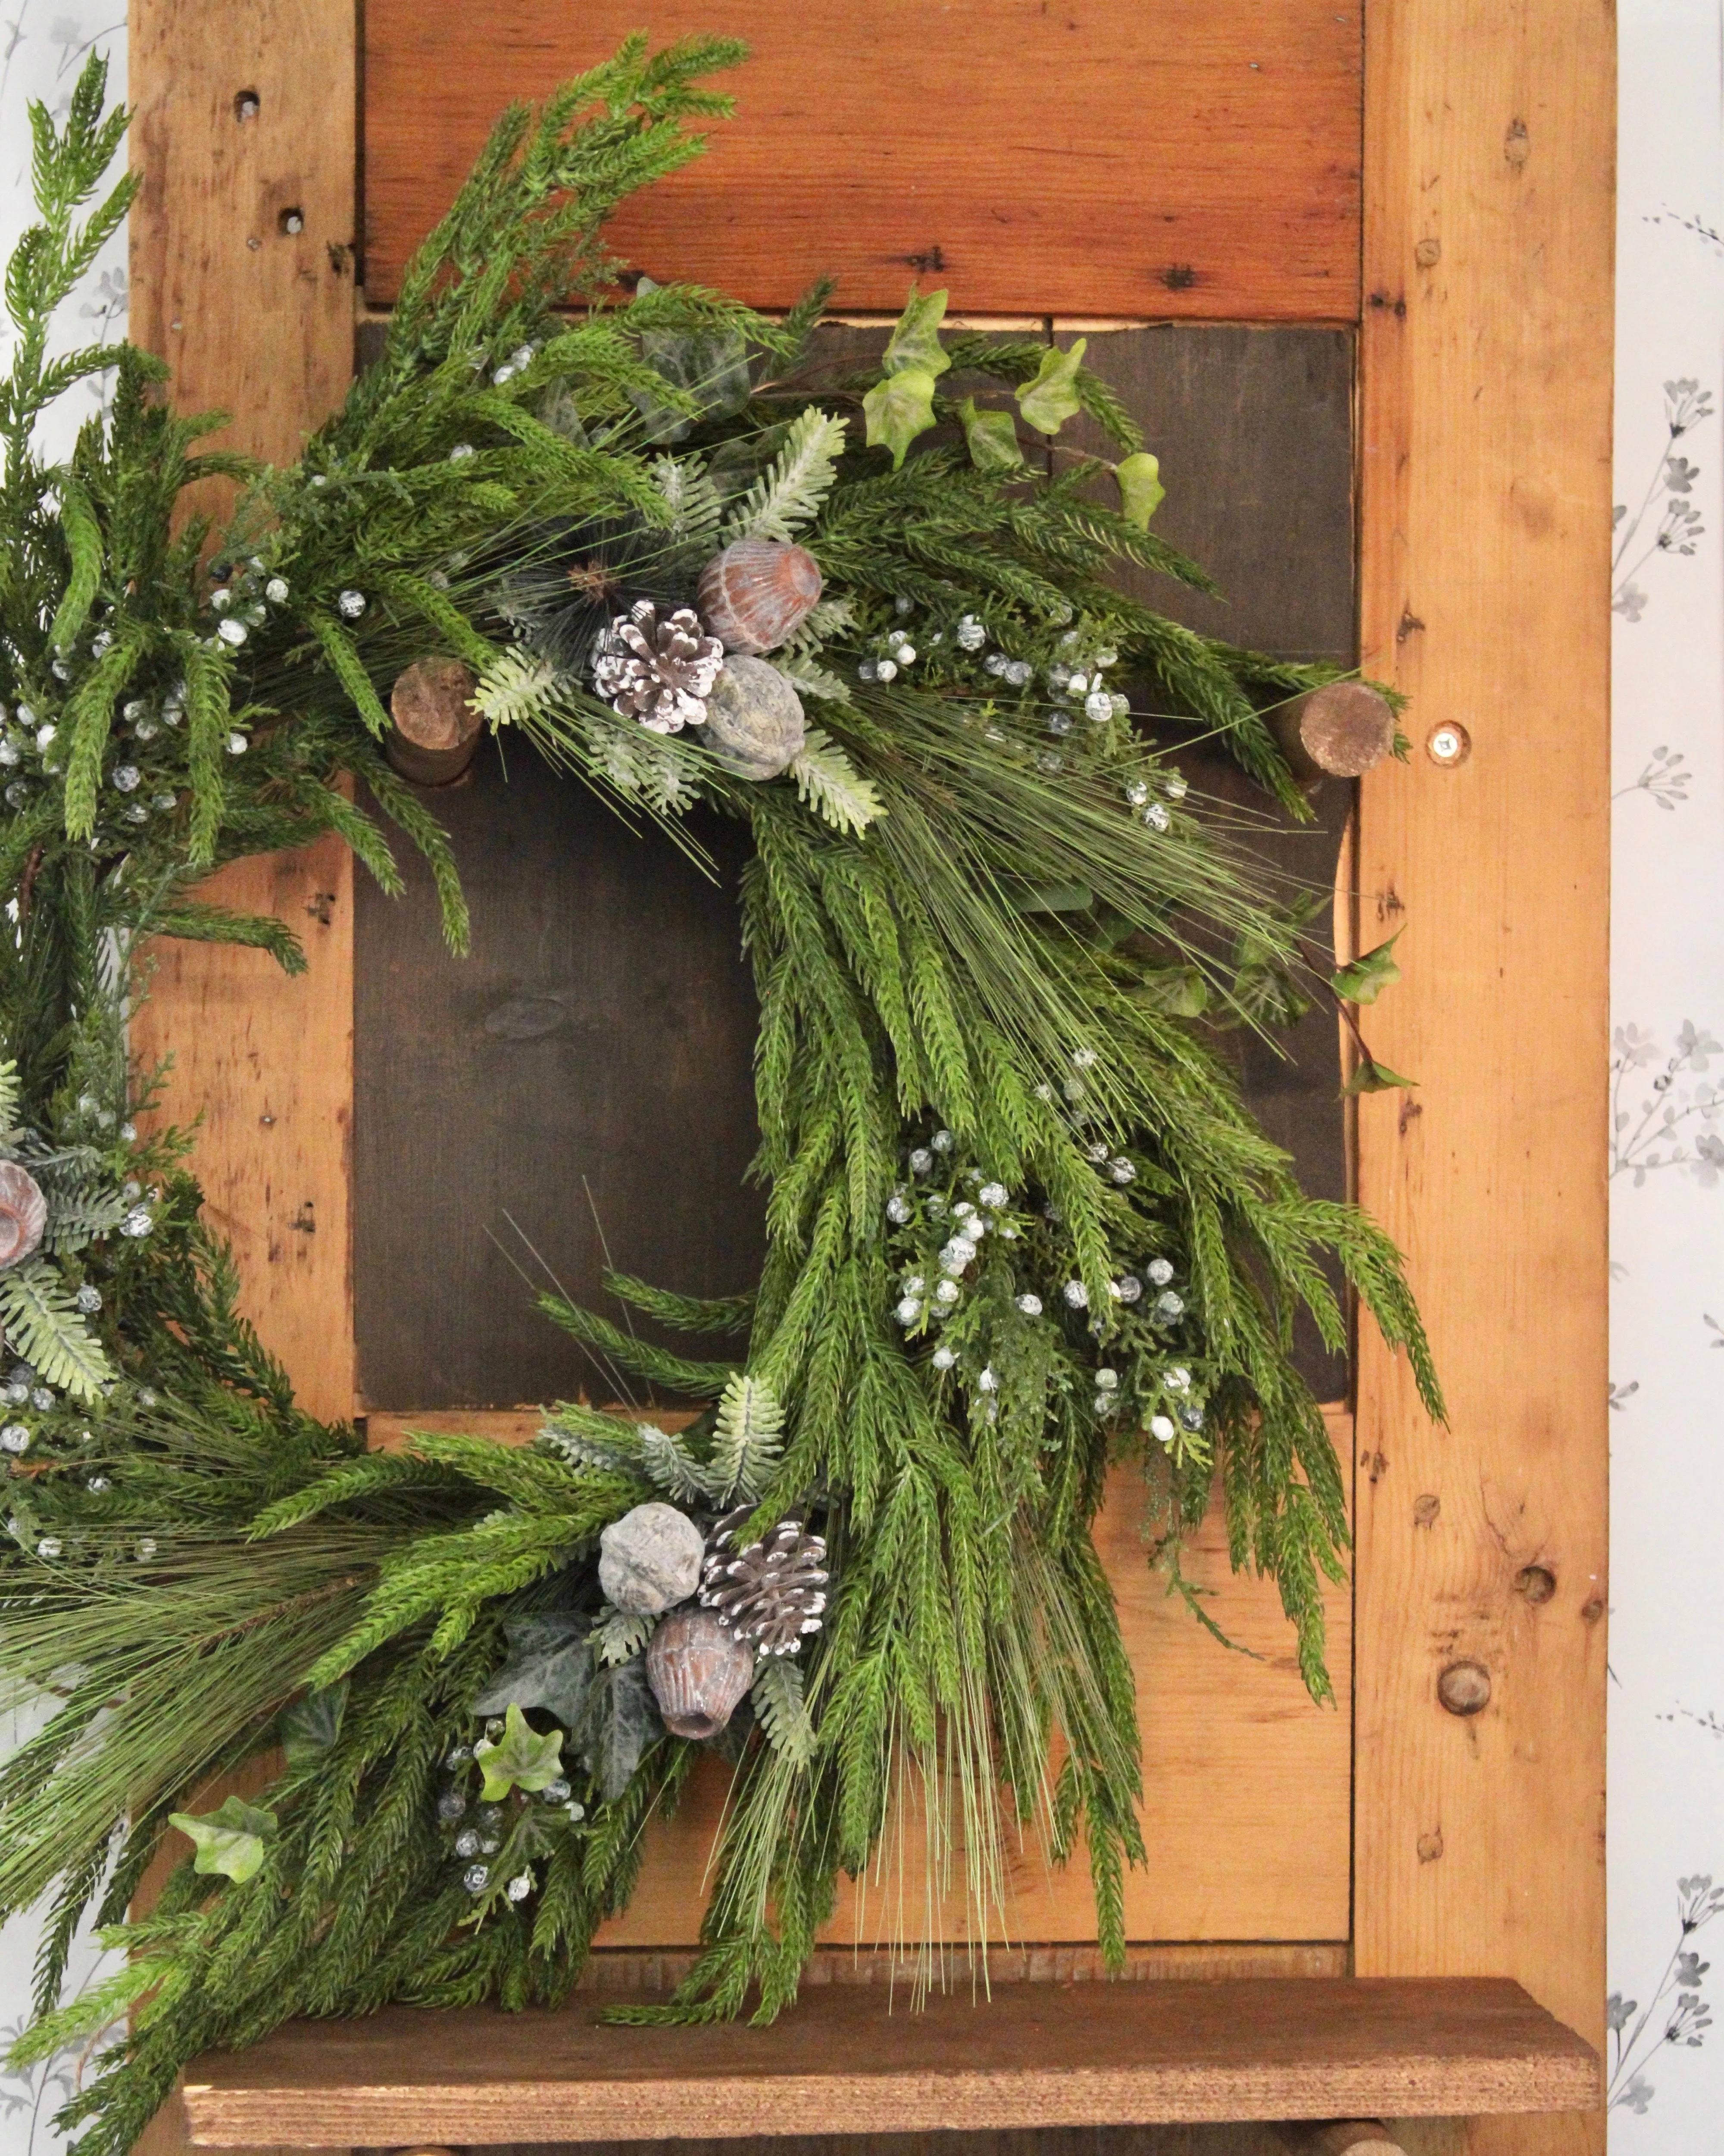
[0,40,1440,2154]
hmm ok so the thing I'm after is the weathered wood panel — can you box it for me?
[180,1977,1599,2144]
[353,760,764,1410]
[361,0,1362,319]
[128,0,359,1424]
[1352,5,1612,2156]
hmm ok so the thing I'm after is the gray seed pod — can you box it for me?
[702,657,806,781]
[597,1501,706,1616]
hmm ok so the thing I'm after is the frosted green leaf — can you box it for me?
[790,727,885,835]
[474,1700,565,1800]
[881,288,951,379]
[169,1796,276,1884]
[709,1372,784,1501]
[1016,338,1087,436]
[958,398,1024,473]
[0,1262,115,1401]
[1330,930,1403,1006]
[863,368,938,468]
[1115,451,1165,529]
[725,407,849,541]
[279,1681,348,1767]
[751,1657,815,1768]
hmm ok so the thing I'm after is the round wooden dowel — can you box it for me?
[1270,681,1397,780]
[1276,2122,1407,2156]
[386,657,483,786]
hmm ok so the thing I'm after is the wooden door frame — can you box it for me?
[129,2,1611,2143]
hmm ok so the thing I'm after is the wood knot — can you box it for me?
[1437,1659,1491,1716]
[1162,263,1198,290]
[1505,119,1530,169]
[1515,1563,1557,1604]
[1416,1829,1444,1863]
[1414,237,1441,269]
[1412,1493,1440,1528]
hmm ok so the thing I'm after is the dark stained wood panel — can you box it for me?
[181,1978,1598,2144]
[353,755,765,1410]
[361,1,1363,318]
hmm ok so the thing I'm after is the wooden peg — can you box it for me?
[1269,680,1397,780]
[385,657,483,786]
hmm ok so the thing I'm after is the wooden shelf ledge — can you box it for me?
[180,1977,1599,2144]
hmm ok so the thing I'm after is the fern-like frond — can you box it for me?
[750,1657,814,1768]
[593,1606,656,1666]
[0,1262,113,1400]
[725,409,847,542]
[790,728,885,836]
[708,1373,784,1502]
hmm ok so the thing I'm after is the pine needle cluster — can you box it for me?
[0,38,1441,2146]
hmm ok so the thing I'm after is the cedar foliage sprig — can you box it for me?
[3,41,1441,2144]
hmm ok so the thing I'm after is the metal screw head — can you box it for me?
[279,208,305,237]
[1426,721,1471,766]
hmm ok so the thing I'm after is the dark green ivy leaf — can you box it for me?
[279,1680,349,1767]
[471,1612,595,1729]
[579,1657,664,1801]
[1330,929,1403,1006]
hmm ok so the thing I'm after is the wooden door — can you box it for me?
[129,0,1611,2145]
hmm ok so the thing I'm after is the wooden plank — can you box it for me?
[361,0,1362,319]
[352,762,764,1411]
[180,1977,1599,2144]
[1352,6,1612,2156]
[128,0,359,1423]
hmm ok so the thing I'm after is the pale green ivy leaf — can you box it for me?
[882,288,951,379]
[863,368,939,468]
[474,1700,565,1800]
[1115,450,1165,529]
[1016,337,1087,436]
[957,398,1024,473]
[169,1795,277,1883]
[1330,930,1403,1006]
[1343,1055,1419,1096]
[1133,964,1210,1017]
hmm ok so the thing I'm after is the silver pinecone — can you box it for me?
[592,601,724,734]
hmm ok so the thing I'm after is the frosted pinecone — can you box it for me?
[700,1510,830,1657]
[592,601,723,734]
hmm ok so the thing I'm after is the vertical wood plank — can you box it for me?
[1354,8,1611,2156]
[128,0,359,1422]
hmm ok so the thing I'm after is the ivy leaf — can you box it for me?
[577,1657,662,1801]
[1115,451,1165,529]
[169,1796,276,1883]
[473,1700,565,1800]
[279,1681,348,1767]
[1330,930,1403,1006]
[1133,964,1210,1017]
[471,1613,594,1728]
[863,368,939,468]
[957,398,1024,473]
[1006,880,1093,914]
[1344,1056,1419,1095]
[1016,338,1087,436]
[881,288,951,380]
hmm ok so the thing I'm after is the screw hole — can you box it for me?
[278,207,305,237]
[234,90,260,122]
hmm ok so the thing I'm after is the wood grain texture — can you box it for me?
[361,0,1362,319]
[128,0,359,1422]
[130,842,356,1423]
[1352,7,1612,2156]
[131,0,356,468]
[179,1978,1599,2144]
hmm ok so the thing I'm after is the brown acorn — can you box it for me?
[697,539,823,655]
[0,1163,47,1273]
[702,658,806,781]
[644,1605,756,1741]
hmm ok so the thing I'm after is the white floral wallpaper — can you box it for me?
[0,3,1718,2151]
[1607,0,1724,2139]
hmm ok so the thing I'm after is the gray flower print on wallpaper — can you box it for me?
[1609,1875,1724,2116]
[1614,379,1713,620]
[1612,1022,1724,1183]
[1615,743,1692,810]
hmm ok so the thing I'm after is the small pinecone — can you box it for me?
[700,1510,830,1658]
[591,600,724,734]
